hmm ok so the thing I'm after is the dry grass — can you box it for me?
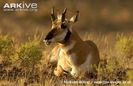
[0,32,132,86]
[0,1,132,86]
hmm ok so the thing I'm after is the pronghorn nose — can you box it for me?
[43,39,51,45]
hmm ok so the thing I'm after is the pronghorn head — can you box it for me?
[44,8,79,45]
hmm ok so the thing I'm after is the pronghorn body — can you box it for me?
[44,8,100,78]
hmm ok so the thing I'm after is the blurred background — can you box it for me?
[0,0,133,41]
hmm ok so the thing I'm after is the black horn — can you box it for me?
[51,7,56,21]
[62,8,67,22]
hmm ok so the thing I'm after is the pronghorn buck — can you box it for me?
[44,8,100,78]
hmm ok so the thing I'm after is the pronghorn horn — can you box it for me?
[51,7,56,21]
[62,8,67,22]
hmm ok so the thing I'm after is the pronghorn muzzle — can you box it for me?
[44,28,57,45]
[44,40,51,45]
[44,34,52,45]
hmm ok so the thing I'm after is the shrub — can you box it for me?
[0,35,16,65]
[18,40,42,71]
[115,36,133,58]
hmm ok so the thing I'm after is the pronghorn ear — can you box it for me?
[70,11,79,23]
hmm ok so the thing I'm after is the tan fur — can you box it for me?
[54,31,100,78]
[45,8,100,78]
[48,45,60,65]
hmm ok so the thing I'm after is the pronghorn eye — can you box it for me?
[61,23,67,29]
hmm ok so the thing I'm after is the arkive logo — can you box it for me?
[3,1,38,12]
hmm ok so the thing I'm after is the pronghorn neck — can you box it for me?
[59,30,82,48]
[64,30,71,42]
